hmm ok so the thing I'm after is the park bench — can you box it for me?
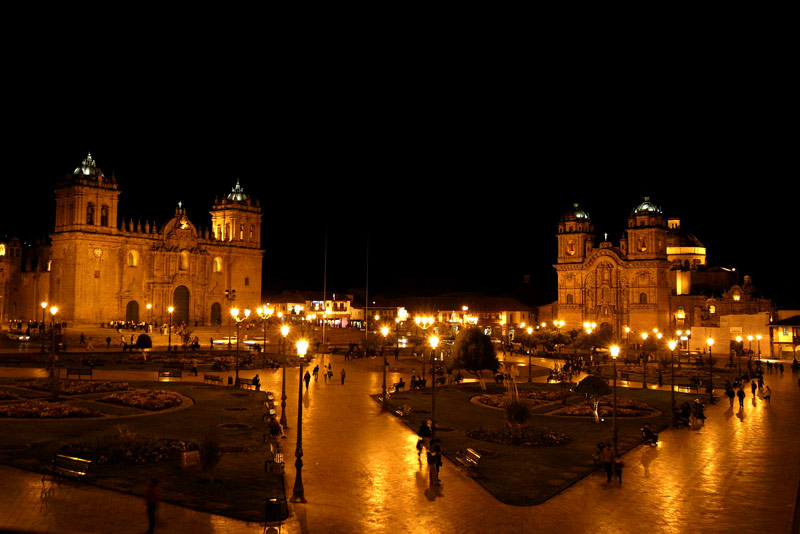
[391,380,406,393]
[238,377,257,390]
[46,453,92,485]
[2,358,21,366]
[395,404,412,418]
[455,448,483,476]
[66,368,92,380]
[157,370,182,380]
[204,373,223,385]
[620,373,630,381]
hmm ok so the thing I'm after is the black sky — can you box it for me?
[2,66,797,307]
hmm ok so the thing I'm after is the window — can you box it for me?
[709,305,716,314]
[180,251,189,271]
[566,294,574,304]
[213,257,223,273]
[244,277,250,286]
[239,224,244,240]
[225,223,230,241]
[127,250,139,267]
[101,205,109,226]
[249,224,254,240]
[87,203,95,225]
[0,244,5,256]
[639,293,648,304]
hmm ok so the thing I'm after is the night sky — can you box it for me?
[3,81,797,307]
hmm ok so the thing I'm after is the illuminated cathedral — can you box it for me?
[1,154,263,326]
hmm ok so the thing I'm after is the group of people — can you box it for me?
[595,442,625,484]
[416,420,442,486]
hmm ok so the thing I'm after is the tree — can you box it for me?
[503,398,531,444]
[575,375,611,423]
[531,329,572,353]
[448,327,499,389]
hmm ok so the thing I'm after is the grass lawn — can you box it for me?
[386,381,698,506]
[0,379,283,522]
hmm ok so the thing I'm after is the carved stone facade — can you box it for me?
[3,154,263,326]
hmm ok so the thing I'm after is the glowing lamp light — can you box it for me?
[49,306,58,316]
[281,325,290,337]
[668,340,677,351]
[296,339,309,357]
[381,326,389,337]
[610,346,620,359]
[429,335,440,349]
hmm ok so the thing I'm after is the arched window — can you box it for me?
[213,257,223,273]
[101,205,109,227]
[225,223,231,241]
[127,250,139,267]
[249,224,254,240]
[239,224,244,240]
[639,293,648,304]
[180,250,189,271]
[0,244,5,256]
[566,294,574,304]
[86,203,95,225]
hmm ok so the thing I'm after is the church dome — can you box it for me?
[633,197,661,215]
[227,180,248,202]
[667,227,704,248]
[561,203,591,222]
[73,153,105,180]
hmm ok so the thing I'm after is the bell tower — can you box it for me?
[210,180,262,248]
[625,197,667,261]
[54,154,120,234]
[556,203,595,264]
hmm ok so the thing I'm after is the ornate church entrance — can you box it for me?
[210,302,222,326]
[173,286,190,325]
[126,301,139,323]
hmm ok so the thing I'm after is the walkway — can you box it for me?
[1,351,799,533]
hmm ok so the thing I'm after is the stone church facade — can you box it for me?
[552,198,772,341]
[2,154,263,326]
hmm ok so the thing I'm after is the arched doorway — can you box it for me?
[126,301,139,322]
[173,286,190,325]
[210,302,222,326]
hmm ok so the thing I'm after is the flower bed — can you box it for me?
[549,396,655,417]
[466,425,572,447]
[57,427,196,465]
[16,379,129,395]
[100,389,183,411]
[476,390,562,408]
[0,401,99,418]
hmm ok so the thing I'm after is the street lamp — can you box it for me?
[256,306,274,358]
[414,315,436,380]
[641,332,649,389]
[610,345,619,455]
[755,334,762,362]
[40,301,48,353]
[230,307,251,386]
[48,306,58,377]
[167,306,174,351]
[527,327,533,383]
[146,303,152,327]
[668,340,677,419]
[291,339,309,503]
[280,324,290,429]
[735,335,743,378]
[381,326,390,412]
[707,337,715,405]
[430,335,440,443]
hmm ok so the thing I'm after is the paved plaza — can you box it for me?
[1,330,799,534]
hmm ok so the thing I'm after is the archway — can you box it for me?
[126,301,139,323]
[211,302,222,326]
[173,286,190,325]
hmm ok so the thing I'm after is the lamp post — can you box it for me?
[256,306,274,358]
[527,327,533,383]
[430,335,440,442]
[707,337,715,405]
[381,326,389,412]
[40,301,48,353]
[48,306,58,378]
[280,324,290,429]
[641,332,648,389]
[756,334,762,362]
[610,345,619,455]
[735,335,743,378]
[746,335,753,375]
[291,339,309,503]
[146,303,152,329]
[668,340,677,419]
[230,308,251,386]
[624,326,630,360]
[414,316,436,380]
[167,306,174,351]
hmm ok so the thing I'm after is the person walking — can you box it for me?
[304,370,311,390]
[417,420,432,457]
[340,368,346,385]
[266,415,284,456]
[313,364,319,381]
[613,455,625,484]
[144,478,162,534]
[726,387,735,408]
[737,387,745,408]
[764,385,771,404]
[601,442,615,482]
[427,438,442,486]
[751,380,757,396]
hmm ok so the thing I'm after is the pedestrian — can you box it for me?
[751,380,757,396]
[304,370,311,390]
[86,338,94,351]
[601,443,614,482]
[737,387,745,408]
[144,478,162,534]
[266,415,284,455]
[427,438,442,486]
[191,358,198,376]
[417,419,432,457]
[613,455,625,484]
[105,336,111,348]
[313,364,319,381]
[780,363,785,374]
[764,385,771,404]
[79,332,86,345]
[726,387,735,408]
[340,368,346,385]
